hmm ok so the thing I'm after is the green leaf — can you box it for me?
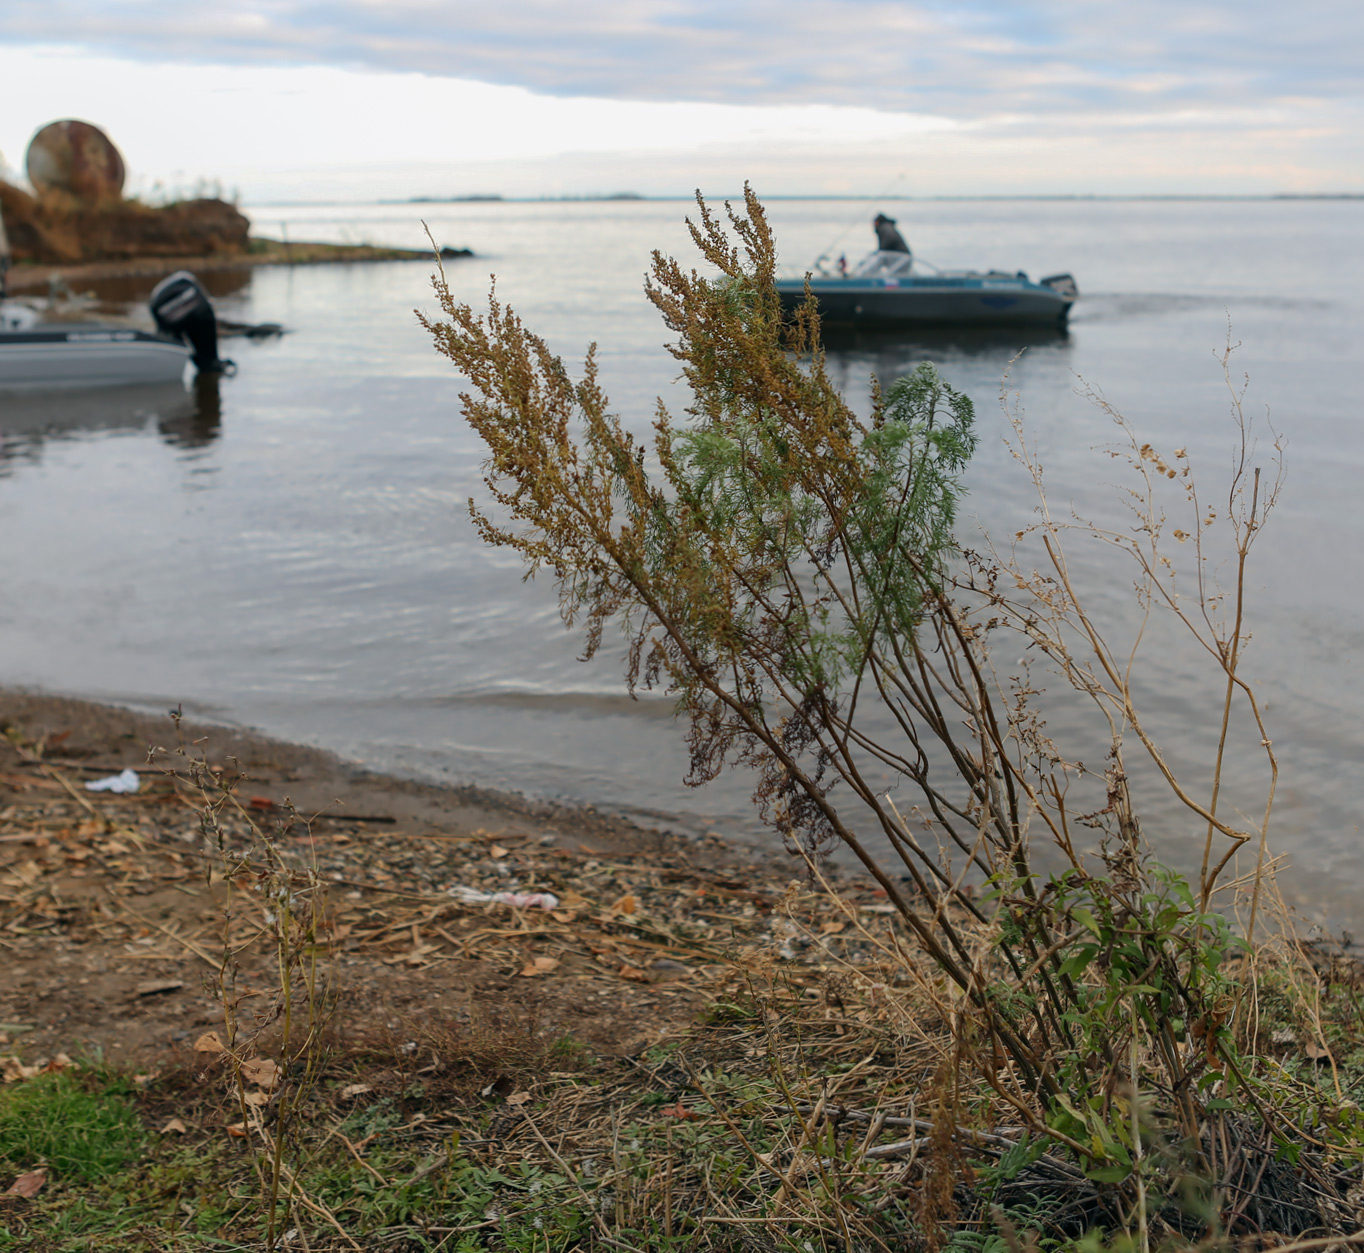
[1071,907,1102,937]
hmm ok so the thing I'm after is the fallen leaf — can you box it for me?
[136,980,184,997]
[243,1089,270,1107]
[611,894,637,915]
[193,1031,225,1054]
[44,1053,76,1074]
[619,964,650,982]
[159,1117,188,1135]
[5,1169,45,1197]
[225,1122,248,1137]
[489,844,510,859]
[1305,1041,1333,1062]
[518,955,560,977]
[248,796,275,810]
[819,920,846,936]
[550,909,578,923]
[558,890,586,908]
[506,1090,531,1106]
[663,1101,701,1121]
[241,1058,280,1089]
[1,1057,41,1083]
[340,1083,372,1099]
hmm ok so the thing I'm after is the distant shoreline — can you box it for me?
[243,191,1364,209]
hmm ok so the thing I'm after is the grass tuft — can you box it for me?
[0,1069,144,1183]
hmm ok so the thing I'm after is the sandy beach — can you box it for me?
[0,686,845,1068]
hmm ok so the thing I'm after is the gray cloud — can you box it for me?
[2,1,1359,118]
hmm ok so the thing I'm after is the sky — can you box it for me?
[0,2,1360,201]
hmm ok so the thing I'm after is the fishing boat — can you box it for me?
[0,271,230,390]
[775,214,1078,328]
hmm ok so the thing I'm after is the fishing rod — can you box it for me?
[808,170,911,275]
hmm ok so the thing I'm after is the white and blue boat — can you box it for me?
[775,216,1078,327]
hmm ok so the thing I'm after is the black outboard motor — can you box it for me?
[149,271,232,374]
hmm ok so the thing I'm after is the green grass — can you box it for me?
[0,1069,144,1183]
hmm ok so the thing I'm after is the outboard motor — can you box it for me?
[1039,273,1079,302]
[149,271,232,373]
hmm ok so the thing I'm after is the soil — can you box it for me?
[0,689,860,1076]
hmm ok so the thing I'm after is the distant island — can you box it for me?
[407,194,505,203]
[399,192,646,204]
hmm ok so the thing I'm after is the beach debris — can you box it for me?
[241,1058,281,1089]
[5,1168,46,1198]
[518,955,560,977]
[84,768,140,794]
[447,885,559,910]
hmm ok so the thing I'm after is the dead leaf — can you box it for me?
[519,955,560,977]
[819,920,846,936]
[193,1031,225,1054]
[662,1100,701,1121]
[611,894,637,915]
[550,909,578,923]
[340,1083,372,1099]
[5,1168,45,1197]
[243,1089,270,1107]
[159,1117,188,1135]
[44,1053,76,1074]
[241,1058,280,1089]
[225,1122,248,1137]
[136,980,184,997]
[489,844,510,859]
[506,1090,531,1106]
[1,1057,41,1083]
[1305,1040,1333,1062]
[619,964,650,982]
[558,890,586,908]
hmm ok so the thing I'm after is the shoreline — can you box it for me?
[3,237,472,294]
[0,685,771,873]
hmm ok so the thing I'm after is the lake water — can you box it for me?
[2,197,1361,922]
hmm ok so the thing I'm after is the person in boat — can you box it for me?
[873,212,910,256]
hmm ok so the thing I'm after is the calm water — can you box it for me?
[2,198,1361,920]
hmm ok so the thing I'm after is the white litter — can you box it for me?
[447,885,559,911]
[84,768,141,794]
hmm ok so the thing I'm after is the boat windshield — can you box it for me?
[849,250,914,279]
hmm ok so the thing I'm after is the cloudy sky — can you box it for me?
[0,1,1360,200]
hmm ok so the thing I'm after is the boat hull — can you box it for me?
[776,276,1073,327]
[0,326,191,389]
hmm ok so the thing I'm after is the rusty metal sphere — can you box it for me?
[26,120,126,203]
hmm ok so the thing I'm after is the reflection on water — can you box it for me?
[158,375,224,449]
[0,374,223,468]
[818,322,1073,400]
